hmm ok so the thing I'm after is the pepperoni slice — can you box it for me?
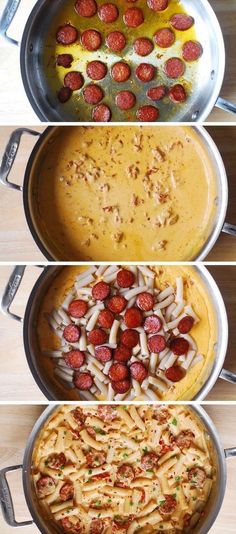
[154,28,175,48]
[86,451,106,467]
[144,314,162,334]
[88,328,107,346]
[47,452,66,469]
[73,372,94,390]
[147,85,166,101]
[92,281,110,301]
[159,494,177,516]
[61,517,82,533]
[124,7,144,27]
[147,0,168,11]
[63,324,81,343]
[36,476,55,497]
[116,465,135,487]
[57,54,73,68]
[98,405,117,422]
[60,482,74,502]
[169,84,186,103]
[106,31,126,52]
[116,91,136,110]
[111,62,131,83]
[188,467,206,488]
[183,40,203,61]
[117,269,135,288]
[136,63,155,82]
[81,29,102,51]
[56,25,78,45]
[68,299,88,318]
[141,452,158,470]
[90,519,105,534]
[121,329,138,349]
[136,292,155,311]
[98,309,114,328]
[170,337,189,355]
[171,13,194,31]
[148,334,166,353]
[164,57,185,78]
[65,349,85,369]
[136,105,159,121]
[107,295,127,314]
[58,87,72,103]
[75,0,97,17]
[124,307,143,328]
[98,3,119,23]
[165,365,186,382]
[83,84,104,105]
[111,379,131,394]
[71,407,86,425]
[114,345,132,363]
[95,346,113,363]
[92,104,111,122]
[178,315,194,334]
[134,37,154,57]
[87,61,107,81]
[175,430,195,449]
[130,362,148,382]
[109,363,129,382]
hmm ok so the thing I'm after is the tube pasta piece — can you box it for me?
[86,309,100,331]
[96,265,107,276]
[140,331,149,356]
[138,510,162,527]
[148,376,168,393]
[54,507,79,521]
[157,286,174,302]
[156,456,178,477]
[124,285,149,300]
[176,277,184,302]
[130,406,146,431]
[117,407,136,429]
[154,294,175,310]
[109,319,120,344]
[80,429,104,451]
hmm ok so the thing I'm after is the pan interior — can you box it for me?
[20,0,224,122]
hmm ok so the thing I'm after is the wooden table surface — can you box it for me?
[0,0,235,124]
[0,264,236,401]
[0,124,236,261]
[0,405,235,533]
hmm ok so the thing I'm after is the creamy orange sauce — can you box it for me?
[30,126,217,261]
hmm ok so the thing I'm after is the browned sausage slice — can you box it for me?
[148,334,166,353]
[169,84,187,103]
[88,328,107,345]
[154,28,175,48]
[147,0,168,11]
[134,37,154,57]
[111,62,131,83]
[116,465,135,487]
[178,315,194,333]
[116,91,136,110]
[144,315,162,334]
[124,7,144,27]
[141,452,158,470]
[159,494,177,516]
[121,329,139,348]
[136,292,155,311]
[169,337,189,355]
[92,104,111,122]
[87,61,107,80]
[36,476,56,497]
[63,324,81,343]
[117,269,135,288]
[136,105,159,121]
[147,85,166,101]
[171,13,194,31]
[81,29,102,51]
[111,379,131,394]
[108,362,129,382]
[130,361,148,382]
[68,299,88,318]
[83,85,104,105]
[95,346,113,363]
[136,63,155,82]
[65,349,85,369]
[60,482,74,502]
[106,31,126,51]
[124,307,143,328]
[98,309,114,328]
[114,345,132,363]
[57,54,73,68]
[107,295,127,313]
[58,87,72,103]
[56,24,78,45]
[98,3,119,23]
[64,71,84,91]
[182,40,203,61]
[73,372,94,390]
[164,57,185,78]
[92,281,110,300]
[75,0,97,17]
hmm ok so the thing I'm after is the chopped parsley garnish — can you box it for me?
[175,476,181,481]
[171,418,178,426]
[93,427,105,435]
[88,469,92,475]
[142,447,148,453]
[146,469,154,473]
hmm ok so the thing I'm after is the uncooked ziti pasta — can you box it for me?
[32,404,215,533]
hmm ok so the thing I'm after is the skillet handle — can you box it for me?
[0,465,33,527]
[1,266,26,322]
[0,0,21,46]
[0,128,40,192]
[225,448,236,458]
[220,368,236,384]
[216,97,236,115]
[222,223,236,236]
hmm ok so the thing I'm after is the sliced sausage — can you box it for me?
[183,40,203,61]
[112,518,133,531]
[124,307,143,328]
[147,85,166,101]
[90,519,105,534]
[114,345,132,363]
[148,334,166,353]
[73,372,94,390]
[36,476,56,497]
[116,91,136,110]
[92,281,110,301]
[111,62,131,83]
[58,86,72,103]
[134,37,154,57]
[178,316,194,334]
[47,452,66,469]
[171,13,194,31]
[98,405,117,422]
[188,467,206,488]
[165,365,186,382]
[63,324,81,343]
[98,3,119,23]
[81,29,102,51]
[175,430,195,449]
[92,104,111,122]
[154,28,175,48]
[57,54,73,68]
[68,299,88,318]
[136,63,155,82]
[61,517,82,533]
[106,31,126,52]
[147,0,169,11]
[124,7,144,27]
[144,315,162,334]
[75,0,97,17]
[153,406,171,424]
[169,84,187,103]
[107,295,127,314]
[95,346,113,363]
[111,379,131,394]
[117,269,135,288]
[164,57,185,78]
[159,494,177,516]
[130,361,148,382]
[141,452,158,470]
[121,329,139,349]
[98,309,114,329]
[83,84,104,105]
[136,292,155,311]
[88,328,107,345]
[116,465,135,487]
[56,24,78,45]
[71,407,86,424]
[136,105,159,121]
[109,363,129,382]
[86,451,106,467]
[60,482,74,502]
[65,349,85,369]
[170,337,189,355]
[87,61,107,80]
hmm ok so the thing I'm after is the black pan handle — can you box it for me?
[0,128,40,192]
[0,465,33,527]
[0,0,21,45]
[1,266,26,322]
[216,97,236,115]
[222,223,236,237]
